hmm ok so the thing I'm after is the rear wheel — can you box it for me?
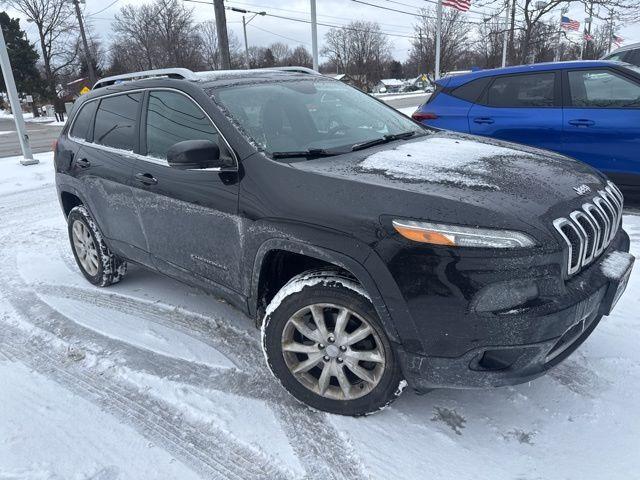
[67,205,127,287]
[262,271,405,416]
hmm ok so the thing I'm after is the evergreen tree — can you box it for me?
[0,12,43,96]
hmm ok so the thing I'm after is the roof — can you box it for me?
[603,42,640,56]
[329,73,347,80]
[92,66,321,89]
[437,60,631,88]
[379,78,405,86]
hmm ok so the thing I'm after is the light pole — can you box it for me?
[310,0,318,71]
[0,24,35,165]
[229,7,265,69]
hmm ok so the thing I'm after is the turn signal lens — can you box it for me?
[392,219,536,248]
[393,224,455,246]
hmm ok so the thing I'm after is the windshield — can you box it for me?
[211,79,426,157]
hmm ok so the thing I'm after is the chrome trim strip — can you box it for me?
[553,217,583,275]
[570,210,596,265]
[582,203,605,257]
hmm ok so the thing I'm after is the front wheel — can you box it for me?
[261,271,405,416]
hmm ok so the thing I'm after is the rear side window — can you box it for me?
[93,93,142,151]
[69,101,97,141]
[485,73,556,107]
[450,77,491,103]
[145,91,222,160]
[568,69,640,107]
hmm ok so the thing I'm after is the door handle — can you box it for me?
[76,158,91,168]
[568,119,595,127]
[473,117,494,124]
[135,172,158,186]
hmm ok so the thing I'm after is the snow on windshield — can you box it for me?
[358,136,536,189]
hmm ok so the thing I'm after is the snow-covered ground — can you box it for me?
[1,147,640,479]
[0,109,66,126]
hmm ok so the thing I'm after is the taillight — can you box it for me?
[412,111,438,121]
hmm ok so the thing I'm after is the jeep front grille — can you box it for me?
[553,181,624,276]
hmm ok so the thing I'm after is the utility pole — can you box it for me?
[508,0,516,64]
[554,6,568,62]
[242,16,249,68]
[213,0,231,69]
[310,0,319,71]
[435,0,442,80]
[501,0,509,67]
[230,8,266,69]
[607,12,614,54]
[71,0,96,85]
[0,25,35,165]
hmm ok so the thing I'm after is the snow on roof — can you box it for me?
[329,74,347,80]
[379,78,405,86]
[358,136,536,189]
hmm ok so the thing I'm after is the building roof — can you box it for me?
[379,78,405,86]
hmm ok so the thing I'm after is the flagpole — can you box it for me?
[435,0,442,80]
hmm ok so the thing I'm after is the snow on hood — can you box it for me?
[358,136,538,189]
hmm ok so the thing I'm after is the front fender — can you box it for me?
[244,220,415,345]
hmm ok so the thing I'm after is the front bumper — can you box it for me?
[389,231,634,391]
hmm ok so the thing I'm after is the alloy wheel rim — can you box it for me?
[71,220,99,276]
[281,303,386,401]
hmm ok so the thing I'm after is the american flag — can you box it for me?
[613,35,624,47]
[443,0,471,12]
[583,31,593,42]
[561,16,580,31]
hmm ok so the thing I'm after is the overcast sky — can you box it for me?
[8,0,640,66]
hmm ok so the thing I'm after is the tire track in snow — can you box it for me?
[0,225,371,480]
[0,322,294,480]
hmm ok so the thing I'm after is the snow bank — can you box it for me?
[359,136,532,188]
[600,250,634,279]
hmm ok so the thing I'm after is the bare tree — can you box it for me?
[3,0,77,100]
[498,0,640,65]
[322,21,391,91]
[111,0,204,72]
[200,20,243,70]
[269,42,291,66]
[286,45,313,68]
[406,8,468,76]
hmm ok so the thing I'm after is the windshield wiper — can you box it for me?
[351,131,418,152]
[271,148,339,159]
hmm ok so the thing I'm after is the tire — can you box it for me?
[261,270,405,416]
[67,205,127,287]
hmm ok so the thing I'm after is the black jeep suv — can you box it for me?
[55,67,634,416]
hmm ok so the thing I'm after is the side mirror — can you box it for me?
[167,139,229,170]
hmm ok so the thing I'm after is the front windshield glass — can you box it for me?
[211,79,426,156]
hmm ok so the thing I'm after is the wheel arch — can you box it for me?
[249,238,400,344]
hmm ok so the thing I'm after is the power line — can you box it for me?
[87,0,122,17]
[350,0,486,24]
[247,24,312,46]
[181,0,420,38]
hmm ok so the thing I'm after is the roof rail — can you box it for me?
[265,66,322,75]
[92,68,197,89]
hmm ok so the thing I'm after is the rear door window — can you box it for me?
[69,101,97,141]
[145,90,227,160]
[485,72,556,107]
[450,77,491,103]
[93,92,142,151]
[567,69,640,107]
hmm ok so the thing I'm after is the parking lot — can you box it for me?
[1,140,639,479]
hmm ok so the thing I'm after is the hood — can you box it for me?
[290,131,607,241]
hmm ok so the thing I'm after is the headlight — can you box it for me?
[392,219,536,248]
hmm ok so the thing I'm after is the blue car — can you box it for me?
[413,61,640,198]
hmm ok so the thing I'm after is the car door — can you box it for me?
[468,71,563,151]
[561,67,640,186]
[70,91,152,266]
[130,89,242,292]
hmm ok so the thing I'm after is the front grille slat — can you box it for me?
[553,181,623,276]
